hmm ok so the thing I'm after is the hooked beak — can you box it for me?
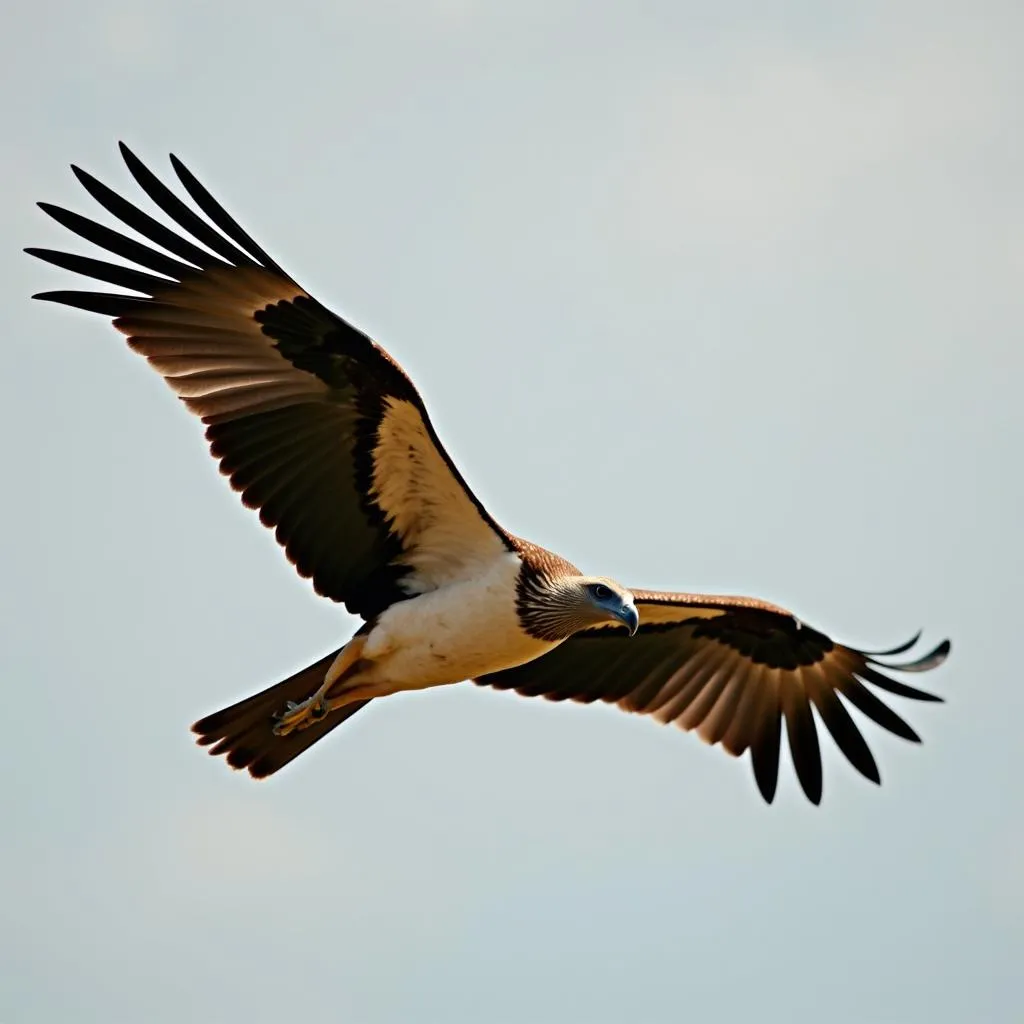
[615,599,640,636]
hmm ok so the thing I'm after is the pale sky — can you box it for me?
[2,2,1021,1022]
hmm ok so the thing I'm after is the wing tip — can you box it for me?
[752,755,779,805]
[797,770,824,806]
[860,629,923,657]
[864,635,952,674]
[32,289,82,304]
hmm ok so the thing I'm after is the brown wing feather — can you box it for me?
[29,144,511,617]
[477,591,950,805]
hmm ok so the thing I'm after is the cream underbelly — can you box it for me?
[356,554,560,693]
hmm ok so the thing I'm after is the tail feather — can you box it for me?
[191,649,372,778]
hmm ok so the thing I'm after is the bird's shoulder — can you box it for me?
[507,536,581,582]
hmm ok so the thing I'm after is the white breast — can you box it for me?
[360,552,559,691]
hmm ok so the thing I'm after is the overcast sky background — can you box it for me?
[2,2,1021,1021]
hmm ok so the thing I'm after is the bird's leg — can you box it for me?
[272,636,368,736]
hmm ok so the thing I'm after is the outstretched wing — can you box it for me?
[29,144,513,618]
[477,590,950,804]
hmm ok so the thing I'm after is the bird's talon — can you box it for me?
[271,693,331,736]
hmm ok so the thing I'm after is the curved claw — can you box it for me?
[272,694,327,736]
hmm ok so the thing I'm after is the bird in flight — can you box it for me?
[29,144,950,805]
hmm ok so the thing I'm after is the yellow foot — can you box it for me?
[271,635,370,737]
[272,695,327,736]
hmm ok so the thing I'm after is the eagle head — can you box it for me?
[579,577,639,635]
[521,574,638,640]
[515,547,639,642]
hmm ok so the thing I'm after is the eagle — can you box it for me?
[28,144,950,805]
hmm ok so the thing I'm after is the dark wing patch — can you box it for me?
[29,144,511,617]
[478,592,949,805]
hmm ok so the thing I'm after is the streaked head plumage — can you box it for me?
[518,570,638,641]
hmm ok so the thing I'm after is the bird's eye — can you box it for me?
[592,583,611,600]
